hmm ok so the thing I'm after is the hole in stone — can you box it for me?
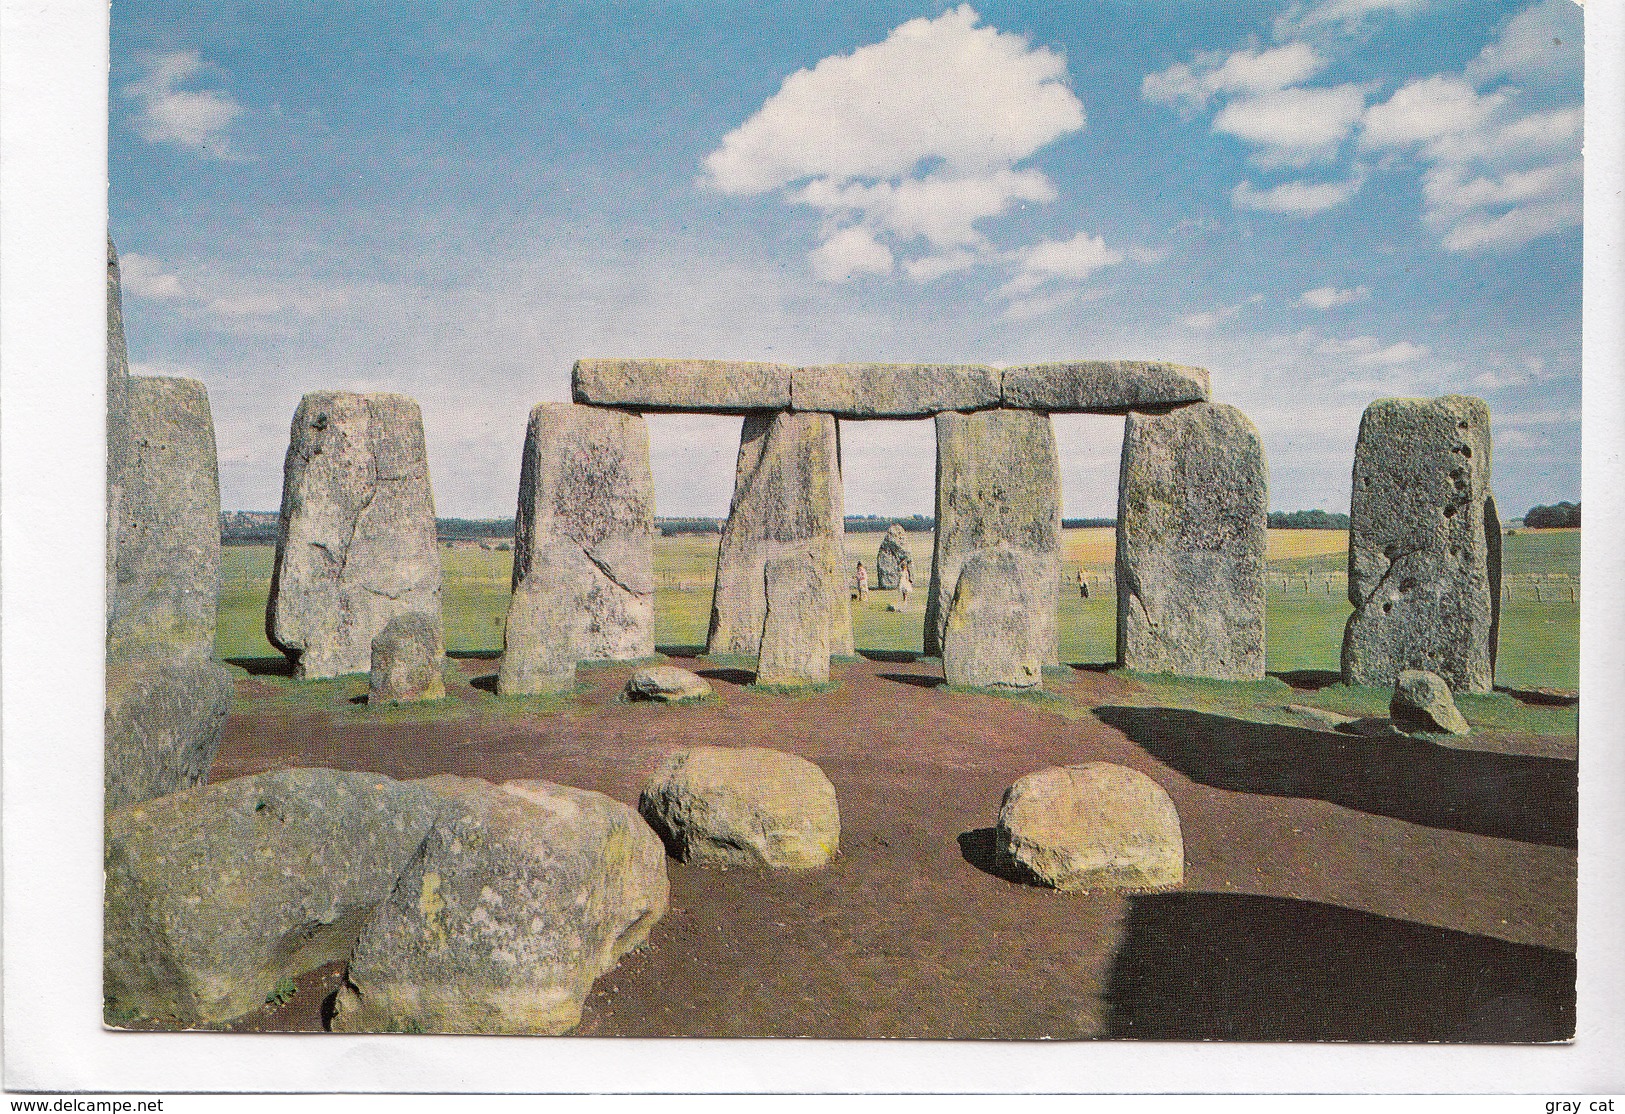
[1443,504,1457,519]
[1382,601,1393,614]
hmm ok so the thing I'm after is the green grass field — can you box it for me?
[220,527,1579,690]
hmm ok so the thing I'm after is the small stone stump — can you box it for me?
[875,523,912,590]
[368,613,446,704]
[942,543,1046,689]
[638,746,840,869]
[756,548,834,687]
[1391,669,1471,736]
[626,665,714,703]
[995,763,1184,892]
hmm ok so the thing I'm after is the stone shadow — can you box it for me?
[1270,669,1343,691]
[1095,706,1576,848]
[1102,891,1575,1042]
[446,649,501,661]
[857,649,922,663]
[470,674,499,695]
[879,672,943,690]
[697,667,755,687]
[1496,685,1578,708]
[225,655,294,677]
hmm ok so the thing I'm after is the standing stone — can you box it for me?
[106,237,131,606]
[266,392,443,679]
[875,523,912,590]
[1116,402,1268,680]
[925,410,1060,671]
[369,613,446,704]
[942,543,1046,689]
[497,404,654,695]
[1341,396,1500,693]
[756,548,834,686]
[706,411,853,661]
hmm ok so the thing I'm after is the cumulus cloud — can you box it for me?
[122,51,244,157]
[117,252,186,301]
[1299,284,1370,309]
[1273,0,1432,40]
[1232,172,1365,215]
[702,5,1087,281]
[1142,43,1326,114]
[1317,334,1430,365]
[999,231,1123,301]
[1212,83,1368,167]
[1181,304,1244,329]
[1465,0,1583,89]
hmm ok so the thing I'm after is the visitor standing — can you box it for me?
[898,565,913,610]
[856,561,869,601]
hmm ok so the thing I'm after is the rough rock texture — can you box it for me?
[790,363,1001,418]
[625,665,713,703]
[573,357,792,413]
[1000,361,1210,413]
[1341,396,1500,694]
[639,746,840,870]
[266,392,444,679]
[498,404,654,695]
[924,410,1060,667]
[104,769,441,1027]
[706,411,853,660]
[104,344,233,808]
[1116,402,1268,680]
[368,613,446,704]
[942,544,1047,689]
[331,776,668,1035]
[756,549,834,686]
[1391,669,1472,736]
[995,763,1184,892]
[875,523,912,590]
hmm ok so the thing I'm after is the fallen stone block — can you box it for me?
[625,665,714,703]
[1391,669,1471,736]
[996,763,1184,892]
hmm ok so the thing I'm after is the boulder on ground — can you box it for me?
[996,763,1184,892]
[1391,669,1471,736]
[331,776,668,1035]
[625,665,713,703]
[1000,360,1210,413]
[639,746,840,869]
[369,613,446,704]
[104,769,441,1027]
[498,403,654,695]
[941,544,1046,689]
[1115,402,1268,680]
[267,391,443,679]
[1341,396,1500,693]
[875,523,912,590]
[573,357,792,413]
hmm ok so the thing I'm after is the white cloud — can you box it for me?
[1316,334,1430,365]
[904,249,980,282]
[1213,84,1368,167]
[1465,0,1583,88]
[1182,303,1244,329]
[122,51,243,157]
[1361,75,1505,151]
[1299,284,1370,309]
[1273,0,1432,40]
[702,6,1086,281]
[1232,172,1365,215]
[1142,43,1326,113]
[1000,231,1123,299]
[117,252,186,301]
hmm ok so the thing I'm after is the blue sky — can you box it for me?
[109,0,1583,519]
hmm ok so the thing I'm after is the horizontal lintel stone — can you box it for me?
[573,358,792,413]
[790,363,1000,418]
[1001,361,1210,414]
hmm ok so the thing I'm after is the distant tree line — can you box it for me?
[222,512,520,544]
[1268,510,1351,530]
[656,517,723,536]
[1523,501,1580,528]
[437,517,516,540]
[845,514,935,534]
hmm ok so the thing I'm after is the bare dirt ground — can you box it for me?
[209,654,1576,1042]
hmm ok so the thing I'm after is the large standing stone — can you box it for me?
[875,523,912,590]
[925,410,1060,671]
[104,769,441,1027]
[1116,402,1268,680]
[638,746,840,869]
[1341,396,1500,693]
[331,776,669,1036]
[369,613,446,704]
[266,392,444,679]
[497,403,654,695]
[706,411,853,661]
[789,363,1000,418]
[106,237,131,605]
[1000,360,1210,413]
[942,543,1046,689]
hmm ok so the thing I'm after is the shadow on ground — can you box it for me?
[1270,669,1343,691]
[879,672,942,690]
[1095,706,1576,848]
[697,668,754,687]
[1103,892,1575,1041]
[225,656,294,677]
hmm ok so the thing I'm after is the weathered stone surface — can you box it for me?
[105,372,232,811]
[1391,669,1471,736]
[1000,361,1210,413]
[625,665,713,703]
[267,392,444,679]
[497,404,654,694]
[104,769,440,1027]
[639,746,840,869]
[757,549,834,686]
[924,410,1060,665]
[1341,396,1500,693]
[707,411,853,659]
[573,357,792,413]
[369,613,446,704]
[790,363,1000,418]
[106,237,131,606]
[875,523,912,590]
[332,776,668,1035]
[995,763,1184,892]
[942,544,1047,689]
[1116,402,1268,680]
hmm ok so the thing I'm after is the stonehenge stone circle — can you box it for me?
[941,543,1048,689]
[925,409,1060,673]
[497,403,654,696]
[875,523,911,590]
[104,769,442,1026]
[625,665,713,703]
[1391,668,1471,736]
[638,745,841,869]
[332,776,668,1035]
[267,391,444,679]
[1000,360,1209,413]
[707,410,854,661]
[1341,396,1500,693]
[996,763,1184,892]
[1116,402,1268,680]
[368,612,446,704]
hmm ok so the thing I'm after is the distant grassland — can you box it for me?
[219,527,1580,690]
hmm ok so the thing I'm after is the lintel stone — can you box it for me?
[573,358,792,413]
[1001,360,1210,413]
[790,363,1000,418]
